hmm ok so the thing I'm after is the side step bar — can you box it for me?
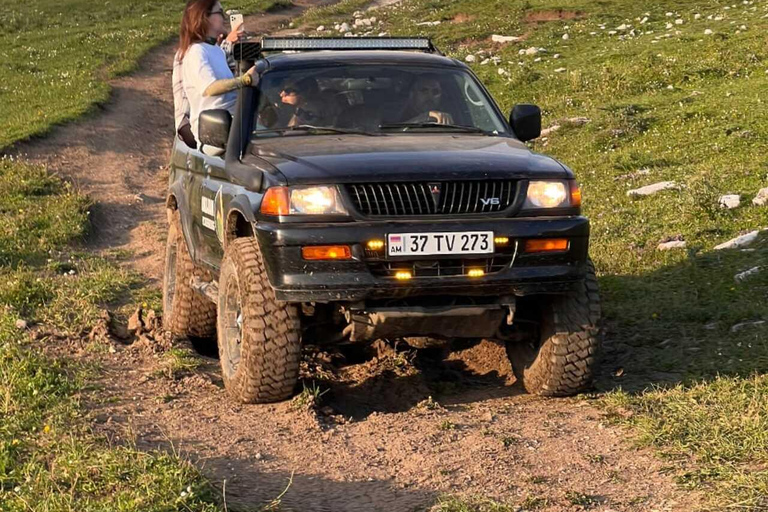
[191,277,219,305]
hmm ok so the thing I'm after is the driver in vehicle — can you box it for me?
[396,75,454,125]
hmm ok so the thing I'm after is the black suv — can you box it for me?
[163,37,602,404]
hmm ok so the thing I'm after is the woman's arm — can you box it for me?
[203,69,256,97]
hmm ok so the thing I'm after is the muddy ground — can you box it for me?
[11,1,701,510]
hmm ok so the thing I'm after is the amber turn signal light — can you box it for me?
[260,187,290,216]
[301,245,352,260]
[569,181,582,208]
[524,238,569,253]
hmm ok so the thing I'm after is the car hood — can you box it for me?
[245,134,569,185]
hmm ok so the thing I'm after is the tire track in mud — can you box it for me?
[9,1,702,510]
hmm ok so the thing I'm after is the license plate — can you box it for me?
[387,231,494,256]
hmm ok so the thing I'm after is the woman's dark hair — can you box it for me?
[178,0,218,61]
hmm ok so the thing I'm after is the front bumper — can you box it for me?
[256,216,589,302]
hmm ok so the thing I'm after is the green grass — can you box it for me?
[0,0,286,149]
[300,0,768,508]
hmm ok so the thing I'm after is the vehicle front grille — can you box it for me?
[367,256,513,279]
[345,181,517,216]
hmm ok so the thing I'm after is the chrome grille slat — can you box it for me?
[346,180,517,217]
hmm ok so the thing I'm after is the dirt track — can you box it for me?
[11,2,701,510]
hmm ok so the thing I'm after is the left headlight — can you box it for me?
[260,186,349,216]
[523,180,581,209]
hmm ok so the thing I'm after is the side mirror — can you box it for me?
[510,104,541,142]
[199,109,232,149]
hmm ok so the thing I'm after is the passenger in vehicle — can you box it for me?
[394,75,454,125]
[176,0,256,147]
[279,78,323,127]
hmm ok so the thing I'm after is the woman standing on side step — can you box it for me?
[175,0,256,148]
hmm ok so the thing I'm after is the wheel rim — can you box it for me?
[164,239,178,318]
[221,276,243,379]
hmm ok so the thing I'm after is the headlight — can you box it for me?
[260,186,348,216]
[524,180,580,209]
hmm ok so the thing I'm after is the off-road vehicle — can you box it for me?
[163,37,602,404]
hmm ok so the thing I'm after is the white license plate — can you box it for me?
[387,231,494,256]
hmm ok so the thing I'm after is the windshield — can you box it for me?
[251,65,509,137]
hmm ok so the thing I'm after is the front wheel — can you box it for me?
[506,260,603,396]
[217,237,301,404]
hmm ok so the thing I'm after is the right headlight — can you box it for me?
[523,180,581,209]
[260,186,349,216]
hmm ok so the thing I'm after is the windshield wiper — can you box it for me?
[254,125,379,136]
[378,122,491,134]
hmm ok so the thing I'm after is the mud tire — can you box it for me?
[162,210,217,338]
[217,237,301,403]
[506,260,602,396]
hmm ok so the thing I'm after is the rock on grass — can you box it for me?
[627,181,678,197]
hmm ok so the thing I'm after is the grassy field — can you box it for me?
[299,0,768,509]
[0,0,283,510]
[0,0,284,149]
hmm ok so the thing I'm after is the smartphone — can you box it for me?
[230,13,244,30]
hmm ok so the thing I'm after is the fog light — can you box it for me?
[524,238,569,253]
[494,236,509,245]
[394,270,412,280]
[467,268,485,277]
[367,239,385,251]
[302,245,352,260]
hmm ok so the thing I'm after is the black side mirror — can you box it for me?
[510,104,542,142]
[199,109,232,149]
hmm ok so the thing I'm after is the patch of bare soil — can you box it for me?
[451,13,475,24]
[13,1,701,510]
[524,10,585,23]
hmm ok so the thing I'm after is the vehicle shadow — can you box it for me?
[594,232,768,394]
[130,434,438,512]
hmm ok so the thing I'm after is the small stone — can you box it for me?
[562,33,570,40]
[719,194,741,209]
[640,16,649,24]
[254,452,263,460]
[617,24,628,30]
[627,181,679,197]
[316,25,325,32]
[735,266,760,282]
[554,67,566,73]
[675,19,684,25]
[128,308,144,334]
[339,22,350,32]
[694,13,701,19]
[465,54,476,63]
[480,58,490,65]
[740,25,747,30]
[665,12,674,17]
[704,29,714,35]
[491,34,522,43]
[481,411,494,422]
[15,319,28,330]
[666,22,674,29]
[714,230,760,250]
[657,240,686,251]
[752,187,768,206]
[524,47,540,55]
[553,53,560,59]
[704,322,718,330]
[608,30,617,35]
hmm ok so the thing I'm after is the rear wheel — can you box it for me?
[217,237,301,403]
[506,260,602,396]
[162,210,217,338]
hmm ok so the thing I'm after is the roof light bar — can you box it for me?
[260,36,433,52]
